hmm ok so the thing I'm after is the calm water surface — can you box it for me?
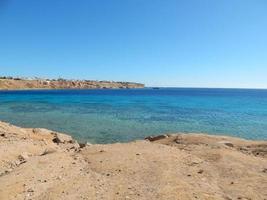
[0,88,267,143]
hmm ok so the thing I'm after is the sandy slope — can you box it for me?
[0,121,266,200]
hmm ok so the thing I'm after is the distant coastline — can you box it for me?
[0,77,144,90]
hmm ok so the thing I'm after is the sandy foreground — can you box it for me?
[0,121,266,200]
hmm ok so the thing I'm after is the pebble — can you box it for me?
[27,188,34,193]
[40,148,56,156]
[14,160,21,166]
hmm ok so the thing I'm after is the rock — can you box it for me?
[27,188,34,193]
[198,169,204,174]
[224,143,234,148]
[32,128,52,136]
[174,135,184,144]
[79,143,86,148]
[66,141,80,151]
[79,142,92,148]
[218,141,234,148]
[145,134,169,142]
[14,160,21,166]
[18,152,29,161]
[52,133,73,144]
[5,169,12,174]
[40,148,57,156]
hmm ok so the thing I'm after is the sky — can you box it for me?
[0,0,267,88]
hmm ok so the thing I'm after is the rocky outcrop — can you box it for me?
[0,121,267,200]
[0,78,145,90]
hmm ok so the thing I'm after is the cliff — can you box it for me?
[0,121,266,199]
[0,78,145,90]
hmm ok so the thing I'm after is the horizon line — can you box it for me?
[145,86,267,90]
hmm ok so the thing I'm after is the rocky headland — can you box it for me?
[0,77,144,90]
[0,121,266,200]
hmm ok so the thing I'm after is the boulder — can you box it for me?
[145,134,169,142]
[79,142,92,148]
[52,133,73,144]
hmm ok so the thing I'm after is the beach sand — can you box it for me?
[0,121,266,200]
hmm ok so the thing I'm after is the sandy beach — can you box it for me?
[0,121,266,200]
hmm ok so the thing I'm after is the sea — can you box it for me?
[0,88,267,143]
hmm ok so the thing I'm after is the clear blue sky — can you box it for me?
[0,0,267,88]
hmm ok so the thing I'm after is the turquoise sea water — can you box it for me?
[0,88,267,143]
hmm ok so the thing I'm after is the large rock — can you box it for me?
[52,133,73,144]
[145,134,169,142]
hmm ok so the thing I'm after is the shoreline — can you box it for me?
[0,118,267,145]
[0,120,267,199]
[0,119,266,143]
[1,120,266,144]
[0,87,146,91]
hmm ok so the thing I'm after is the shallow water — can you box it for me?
[0,88,267,143]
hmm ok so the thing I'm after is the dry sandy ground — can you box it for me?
[0,121,266,200]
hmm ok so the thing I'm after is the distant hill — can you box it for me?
[0,77,144,90]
